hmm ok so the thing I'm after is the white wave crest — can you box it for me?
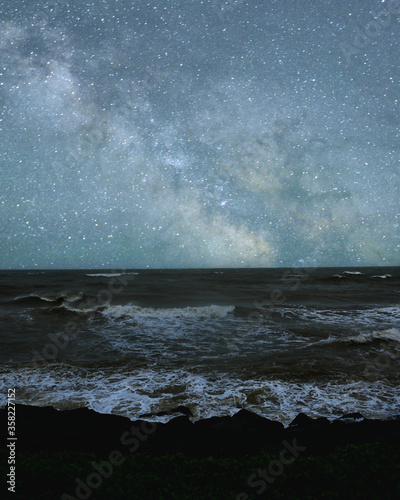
[1,366,399,425]
[86,273,138,277]
[341,328,400,344]
[14,292,83,303]
[101,304,235,320]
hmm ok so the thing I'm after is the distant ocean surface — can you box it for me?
[1,267,399,425]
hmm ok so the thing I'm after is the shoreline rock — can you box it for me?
[1,405,399,458]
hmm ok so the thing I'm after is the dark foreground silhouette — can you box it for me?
[1,405,400,499]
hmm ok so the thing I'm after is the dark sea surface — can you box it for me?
[0,267,399,424]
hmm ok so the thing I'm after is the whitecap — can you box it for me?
[101,304,235,320]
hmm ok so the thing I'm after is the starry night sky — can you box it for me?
[1,0,399,269]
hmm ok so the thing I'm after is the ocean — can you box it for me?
[0,267,399,425]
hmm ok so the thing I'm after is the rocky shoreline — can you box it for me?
[2,404,400,458]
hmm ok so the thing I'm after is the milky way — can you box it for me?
[1,0,399,268]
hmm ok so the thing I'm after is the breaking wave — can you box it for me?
[1,364,399,425]
[337,328,400,345]
[101,304,235,320]
[13,292,83,305]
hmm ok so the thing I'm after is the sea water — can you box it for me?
[0,267,399,425]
